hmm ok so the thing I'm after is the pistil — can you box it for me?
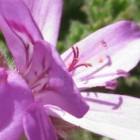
[68,46,92,72]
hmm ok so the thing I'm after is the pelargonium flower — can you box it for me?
[21,0,140,139]
[0,0,89,139]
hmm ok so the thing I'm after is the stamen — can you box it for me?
[81,69,127,82]
[68,46,92,72]
[72,46,79,58]
[85,96,123,110]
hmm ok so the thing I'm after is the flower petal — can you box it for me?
[25,40,88,118]
[23,102,57,140]
[0,68,33,140]
[49,92,140,140]
[23,0,63,47]
[62,21,140,89]
[0,0,42,72]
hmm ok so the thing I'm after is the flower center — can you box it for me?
[68,46,92,72]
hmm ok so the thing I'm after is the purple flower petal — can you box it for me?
[49,92,140,140]
[0,68,33,139]
[24,40,88,118]
[23,0,63,47]
[62,21,140,89]
[23,102,57,140]
[0,0,42,72]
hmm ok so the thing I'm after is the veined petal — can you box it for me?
[23,0,63,47]
[0,68,33,140]
[62,21,140,89]
[23,102,57,140]
[25,40,88,118]
[48,92,140,140]
[0,0,42,72]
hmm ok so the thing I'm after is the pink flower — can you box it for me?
[22,0,140,139]
[0,0,88,139]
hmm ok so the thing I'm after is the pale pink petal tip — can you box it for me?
[48,92,140,140]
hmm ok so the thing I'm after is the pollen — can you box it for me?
[98,57,104,63]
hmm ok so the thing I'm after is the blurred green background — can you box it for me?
[57,0,140,139]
